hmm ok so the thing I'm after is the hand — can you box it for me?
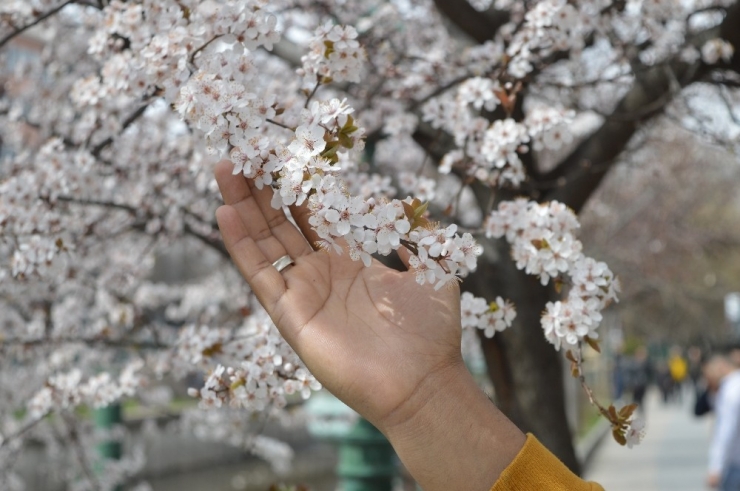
[708,473,721,488]
[214,161,526,491]
[214,160,462,430]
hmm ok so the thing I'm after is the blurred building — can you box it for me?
[725,292,740,340]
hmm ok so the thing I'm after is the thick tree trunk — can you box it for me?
[426,0,740,476]
[467,235,580,474]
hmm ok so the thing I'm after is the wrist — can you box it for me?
[376,358,468,436]
[379,360,526,491]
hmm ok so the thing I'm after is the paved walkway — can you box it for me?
[585,388,714,491]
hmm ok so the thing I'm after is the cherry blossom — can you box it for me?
[460,292,517,338]
[486,199,618,350]
[624,416,646,449]
[5,0,735,483]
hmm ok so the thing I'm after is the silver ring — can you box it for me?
[272,254,294,273]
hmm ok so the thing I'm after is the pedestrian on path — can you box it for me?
[669,346,689,403]
[627,346,652,411]
[704,355,740,490]
[656,361,675,404]
[688,346,703,389]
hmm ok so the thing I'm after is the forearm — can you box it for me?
[709,397,740,473]
[379,361,527,491]
[709,431,730,474]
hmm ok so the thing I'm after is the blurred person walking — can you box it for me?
[626,346,652,411]
[669,346,689,403]
[688,346,703,389]
[656,361,675,404]
[612,352,627,402]
[704,355,740,490]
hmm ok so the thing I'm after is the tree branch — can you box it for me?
[91,102,151,159]
[62,414,103,491]
[432,0,509,44]
[183,222,229,259]
[0,414,49,448]
[56,196,139,214]
[0,1,74,50]
[0,336,170,350]
[540,2,740,212]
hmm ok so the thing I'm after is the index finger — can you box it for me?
[288,202,322,250]
[216,205,286,311]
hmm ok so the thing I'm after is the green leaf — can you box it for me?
[402,201,415,220]
[413,201,429,219]
[342,115,354,129]
[584,336,601,353]
[338,132,354,149]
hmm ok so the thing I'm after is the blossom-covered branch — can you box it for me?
[2,0,738,485]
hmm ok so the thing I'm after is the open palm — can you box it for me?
[214,161,464,429]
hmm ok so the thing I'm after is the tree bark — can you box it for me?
[421,0,740,475]
[431,0,509,44]
[465,197,581,473]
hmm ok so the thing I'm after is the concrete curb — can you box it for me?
[576,417,611,472]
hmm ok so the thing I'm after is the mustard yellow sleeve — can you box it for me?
[490,434,605,491]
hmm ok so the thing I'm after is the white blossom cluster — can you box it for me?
[507,0,593,77]
[625,415,646,448]
[179,309,322,411]
[10,236,61,278]
[189,363,320,410]
[173,20,486,289]
[26,360,144,420]
[78,0,281,106]
[504,0,736,72]
[0,138,92,279]
[460,292,517,338]
[4,0,736,472]
[297,22,366,88]
[527,106,577,152]
[429,102,575,187]
[0,0,65,39]
[701,38,735,64]
[183,410,296,473]
[398,172,437,202]
[486,199,619,350]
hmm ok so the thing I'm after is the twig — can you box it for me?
[0,336,169,350]
[535,73,632,89]
[574,344,611,419]
[718,85,740,125]
[0,1,74,50]
[0,414,50,448]
[183,222,229,258]
[55,196,139,214]
[409,74,470,112]
[91,103,151,158]
[304,79,321,109]
[399,239,419,256]
[62,414,102,491]
[189,35,224,68]
[266,118,295,131]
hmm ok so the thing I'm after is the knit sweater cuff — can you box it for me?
[490,434,603,491]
